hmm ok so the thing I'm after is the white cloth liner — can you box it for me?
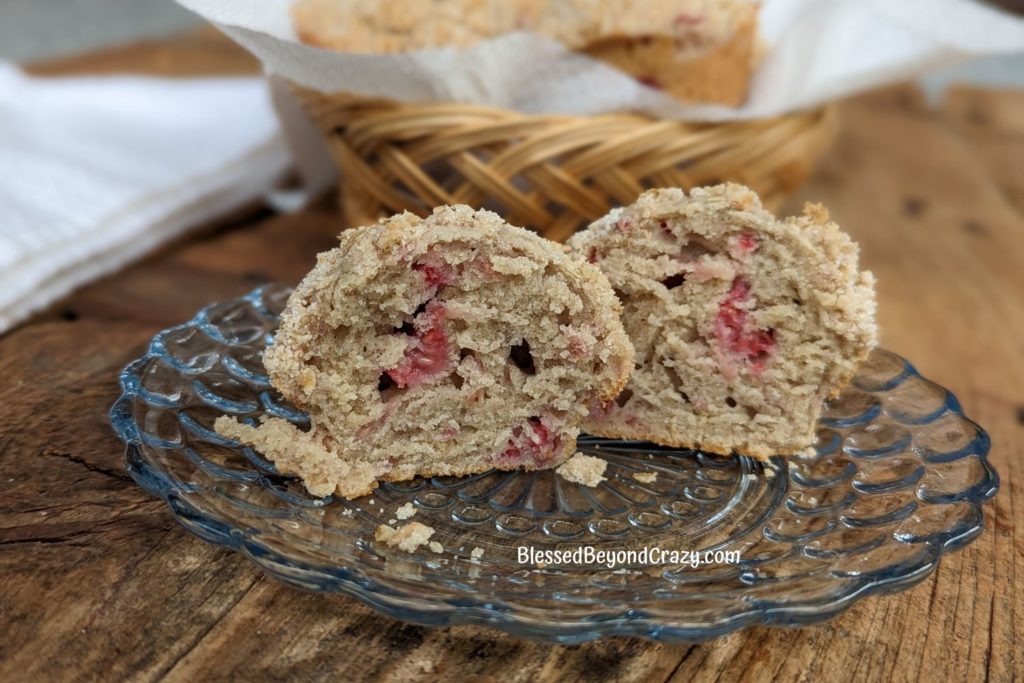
[177,0,1024,121]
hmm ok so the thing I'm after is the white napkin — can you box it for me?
[0,64,290,333]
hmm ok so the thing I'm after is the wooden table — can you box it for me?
[2,30,1021,682]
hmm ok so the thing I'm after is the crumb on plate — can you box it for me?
[375,521,435,553]
[556,452,607,487]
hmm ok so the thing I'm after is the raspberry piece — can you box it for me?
[414,257,453,288]
[715,277,775,373]
[386,303,451,388]
[497,417,559,466]
[529,418,552,448]
[727,232,759,259]
[738,232,758,253]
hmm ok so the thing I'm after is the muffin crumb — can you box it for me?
[375,521,435,553]
[556,452,607,487]
[395,502,417,520]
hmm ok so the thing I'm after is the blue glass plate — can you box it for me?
[110,285,998,643]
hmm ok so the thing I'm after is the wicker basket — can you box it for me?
[294,87,838,243]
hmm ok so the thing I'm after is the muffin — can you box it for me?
[216,205,633,498]
[291,0,758,106]
[567,184,877,458]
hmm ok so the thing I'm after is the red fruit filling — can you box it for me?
[416,263,452,288]
[386,303,451,388]
[715,277,775,373]
[737,232,758,253]
[726,232,759,259]
[414,256,454,289]
[496,417,559,466]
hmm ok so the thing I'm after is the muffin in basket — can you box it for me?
[291,0,759,106]
[568,184,878,458]
[216,205,633,498]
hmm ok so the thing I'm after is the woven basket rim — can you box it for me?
[290,85,839,241]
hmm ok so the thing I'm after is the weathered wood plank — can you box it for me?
[944,85,1024,214]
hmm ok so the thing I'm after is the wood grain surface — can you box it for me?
[1,29,1021,683]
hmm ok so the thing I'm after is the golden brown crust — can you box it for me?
[582,13,756,106]
[290,0,758,106]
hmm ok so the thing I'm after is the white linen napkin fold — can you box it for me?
[0,64,290,333]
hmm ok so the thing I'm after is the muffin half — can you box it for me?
[568,184,877,458]
[217,205,633,497]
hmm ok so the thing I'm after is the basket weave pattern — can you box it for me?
[296,88,837,242]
